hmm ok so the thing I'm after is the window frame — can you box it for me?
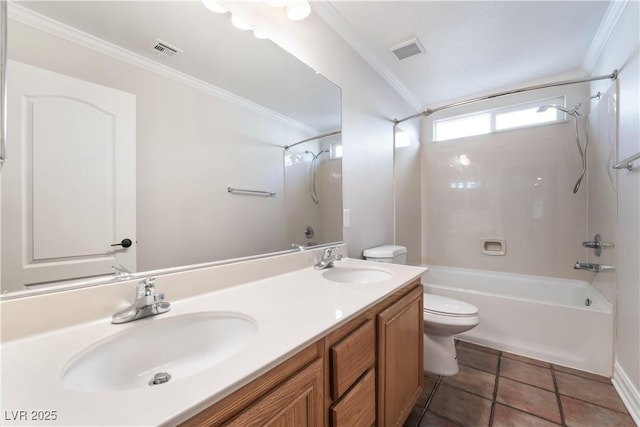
[432,95,566,142]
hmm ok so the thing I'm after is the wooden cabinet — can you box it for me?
[181,280,423,427]
[225,359,324,427]
[180,343,323,427]
[377,286,424,427]
[329,319,375,400]
[327,319,377,427]
[330,368,376,427]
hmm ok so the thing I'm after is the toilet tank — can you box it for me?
[363,245,407,265]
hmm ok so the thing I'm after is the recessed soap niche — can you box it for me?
[481,239,507,256]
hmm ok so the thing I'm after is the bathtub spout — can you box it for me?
[574,262,615,272]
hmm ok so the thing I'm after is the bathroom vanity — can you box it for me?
[182,278,423,427]
[0,247,426,426]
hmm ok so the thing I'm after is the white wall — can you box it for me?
[394,123,422,265]
[225,3,417,259]
[590,1,640,420]
[419,83,591,280]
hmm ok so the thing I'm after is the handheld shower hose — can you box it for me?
[537,92,600,194]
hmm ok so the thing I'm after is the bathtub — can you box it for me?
[422,266,613,376]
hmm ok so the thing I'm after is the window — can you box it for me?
[330,142,343,159]
[433,96,565,142]
[395,129,411,148]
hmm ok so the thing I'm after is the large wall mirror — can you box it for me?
[1,1,342,296]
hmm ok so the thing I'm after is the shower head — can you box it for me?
[537,104,570,114]
[538,92,601,116]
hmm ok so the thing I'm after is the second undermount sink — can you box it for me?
[60,311,258,392]
[322,267,392,284]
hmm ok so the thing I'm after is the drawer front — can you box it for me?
[330,319,375,400]
[330,369,376,427]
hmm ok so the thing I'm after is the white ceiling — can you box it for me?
[316,1,612,111]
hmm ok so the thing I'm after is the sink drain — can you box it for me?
[149,372,171,386]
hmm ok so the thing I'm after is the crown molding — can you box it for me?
[8,3,317,135]
[583,0,629,73]
[312,2,421,111]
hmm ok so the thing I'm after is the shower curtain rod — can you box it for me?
[284,130,341,150]
[393,70,618,125]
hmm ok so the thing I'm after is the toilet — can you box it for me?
[362,245,407,264]
[423,293,479,375]
[363,245,480,376]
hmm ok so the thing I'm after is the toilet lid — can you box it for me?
[424,294,478,316]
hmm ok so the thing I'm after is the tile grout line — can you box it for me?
[411,374,447,427]
[553,369,633,415]
[488,350,503,426]
[550,364,567,426]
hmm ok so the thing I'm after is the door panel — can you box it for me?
[2,60,136,289]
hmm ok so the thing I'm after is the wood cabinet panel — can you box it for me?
[377,286,424,427]
[180,342,322,427]
[330,319,375,400]
[225,358,324,427]
[330,369,376,427]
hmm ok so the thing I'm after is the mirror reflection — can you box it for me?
[1,1,342,295]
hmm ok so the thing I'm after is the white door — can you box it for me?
[2,60,136,289]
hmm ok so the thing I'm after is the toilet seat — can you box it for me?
[424,294,478,317]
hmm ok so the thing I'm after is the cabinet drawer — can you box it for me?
[330,369,376,427]
[330,319,375,400]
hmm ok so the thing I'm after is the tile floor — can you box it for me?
[405,341,636,427]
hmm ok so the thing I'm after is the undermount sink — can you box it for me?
[60,311,258,392]
[322,267,392,284]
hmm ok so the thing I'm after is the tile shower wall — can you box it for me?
[284,136,342,248]
[421,84,591,280]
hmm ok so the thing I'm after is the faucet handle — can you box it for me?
[136,277,156,297]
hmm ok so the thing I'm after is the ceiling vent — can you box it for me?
[389,38,425,61]
[150,39,183,58]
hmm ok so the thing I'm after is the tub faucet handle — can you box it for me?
[582,234,614,257]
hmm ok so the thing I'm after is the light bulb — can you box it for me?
[231,14,252,31]
[266,0,288,7]
[286,0,311,21]
[253,28,269,40]
[202,0,227,14]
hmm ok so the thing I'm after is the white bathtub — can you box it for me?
[422,266,613,376]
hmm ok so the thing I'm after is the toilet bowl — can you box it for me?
[423,293,479,376]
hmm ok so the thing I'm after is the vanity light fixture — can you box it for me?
[231,14,252,31]
[286,0,311,21]
[253,28,269,39]
[202,0,227,14]
[266,0,288,7]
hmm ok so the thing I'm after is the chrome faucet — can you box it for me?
[314,247,342,270]
[574,262,615,273]
[111,277,171,324]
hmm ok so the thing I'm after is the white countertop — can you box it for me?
[0,256,425,426]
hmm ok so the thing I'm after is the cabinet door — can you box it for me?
[377,286,423,427]
[225,358,324,427]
